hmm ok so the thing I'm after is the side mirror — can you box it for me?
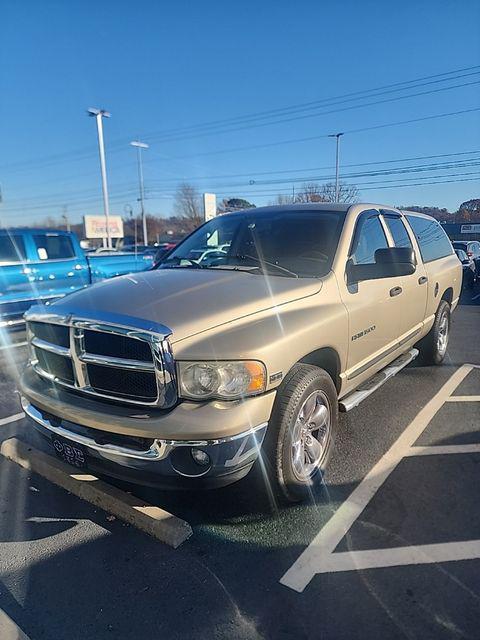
[347,247,416,283]
[462,259,470,265]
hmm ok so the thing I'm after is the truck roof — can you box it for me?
[223,203,435,216]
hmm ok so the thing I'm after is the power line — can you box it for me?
[144,158,480,194]
[136,65,480,141]
[2,65,479,173]
[210,174,480,198]
[5,155,479,213]
[145,78,480,144]
[145,149,480,184]
[173,106,480,159]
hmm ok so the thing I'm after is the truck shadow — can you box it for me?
[1,429,480,640]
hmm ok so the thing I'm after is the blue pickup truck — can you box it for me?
[0,228,154,327]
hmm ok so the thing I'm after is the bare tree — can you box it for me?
[272,181,360,205]
[294,183,328,203]
[174,182,202,227]
[317,182,360,204]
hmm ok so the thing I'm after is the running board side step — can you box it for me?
[339,348,419,412]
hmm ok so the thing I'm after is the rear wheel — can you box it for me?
[263,364,338,503]
[417,300,450,365]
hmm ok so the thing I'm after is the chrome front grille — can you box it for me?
[25,311,177,408]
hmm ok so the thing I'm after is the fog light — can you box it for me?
[191,448,210,466]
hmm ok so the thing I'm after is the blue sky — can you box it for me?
[1,0,479,226]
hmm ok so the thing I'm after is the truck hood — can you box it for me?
[49,268,323,342]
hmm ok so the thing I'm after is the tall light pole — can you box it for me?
[130,140,149,245]
[328,132,344,203]
[88,108,112,248]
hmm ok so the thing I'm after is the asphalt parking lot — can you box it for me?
[0,287,479,640]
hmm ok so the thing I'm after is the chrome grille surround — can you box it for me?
[25,307,177,408]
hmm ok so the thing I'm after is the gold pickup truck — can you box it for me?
[19,204,461,502]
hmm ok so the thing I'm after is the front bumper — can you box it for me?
[21,398,269,489]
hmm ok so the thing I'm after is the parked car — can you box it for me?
[122,244,154,253]
[454,248,476,289]
[20,204,461,502]
[0,229,154,327]
[185,247,228,266]
[452,240,480,277]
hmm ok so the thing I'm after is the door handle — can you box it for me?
[390,286,403,297]
[418,276,428,285]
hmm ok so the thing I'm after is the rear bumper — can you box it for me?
[21,397,268,489]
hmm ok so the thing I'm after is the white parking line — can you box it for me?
[0,341,27,351]
[407,444,480,456]
[280,364,478,592]
[0,609,30,639]
[0,412,25,427]
[446,395,480,402]
[292,540,480,576]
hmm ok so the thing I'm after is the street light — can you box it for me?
[130,140,149,245]
[88,107,112,248]
[328,132,344,203]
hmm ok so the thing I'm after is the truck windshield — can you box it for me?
[158,209,345,278]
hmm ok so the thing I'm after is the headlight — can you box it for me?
[178,360,266,400]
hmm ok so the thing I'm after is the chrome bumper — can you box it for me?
[21,397,268,486]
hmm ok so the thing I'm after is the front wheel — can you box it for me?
[417,300,451,365]
[263,364,338,503]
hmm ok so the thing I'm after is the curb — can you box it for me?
[0,437,193,548]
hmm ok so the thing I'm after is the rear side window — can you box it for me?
[382,215,413,250]
[0,234,27,263]
[406,216,453,263]
[350,213,389,265]
[33,234,75,260]
[470,242,480,257]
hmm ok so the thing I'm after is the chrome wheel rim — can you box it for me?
[437,313,449,356]
[291,390,331,480]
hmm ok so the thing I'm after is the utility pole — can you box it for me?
[124,203,136,257]
[62,205,70,232]
[328,132,344,203]
[88,108,112,248]
[130,140,149,245]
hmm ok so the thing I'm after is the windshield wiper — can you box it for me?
[232,254,299,278]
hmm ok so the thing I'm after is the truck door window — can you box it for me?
[382,214,413,250]
[350,214,388,265]
[405,216,453,263]
[0,234,27,263]
[33,234,75,260]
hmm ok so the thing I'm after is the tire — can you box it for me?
[417,300,451,365]
[262,364,338,503]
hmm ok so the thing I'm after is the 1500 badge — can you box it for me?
[351,325,376,341]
